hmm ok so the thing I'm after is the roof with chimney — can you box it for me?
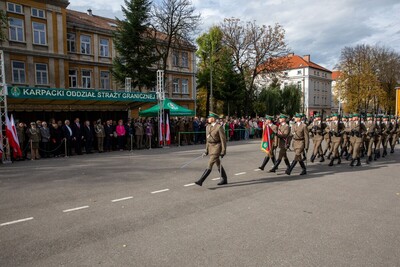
[259,53,332,73]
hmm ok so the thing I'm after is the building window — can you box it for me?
[297,81,302,89]
[149,86,156,92]
[99,38,109,57]
[69,70,77,88]
[82,70,91,88]
[35,63,48,85]
[297,70,302,75]
[173,78,179,93]
[100,71,110,89]
[31,8,46,19]
[181,52,188,68]
[67,33,76,52]
[12,61,26,83]
[284,71,288,76]
[173,51,179,66]
[9,17,24,42]
[32,22,46,45]
[182,79,188,94]
[80,35,91,55]
[7,2,23,14]
[313,96,316,105]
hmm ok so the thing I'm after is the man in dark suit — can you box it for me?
[72,117,83,155]
[104,120,114,152]
[83,120,94,154]
[62,120,73,156]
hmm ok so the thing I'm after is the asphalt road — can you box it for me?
[1,140,400,267]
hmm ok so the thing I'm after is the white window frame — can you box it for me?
[81,69,92,89]
[173,51,179,66]
[12,61,26,84]
[99,38,109,57]
[32,22,47,45]
[69,69,77,88]
[173,78,180,93]
[80,35,91,55]
[67,33,76,52]
[181,79,189,94]
[35,63,48,85]
[8,17,25,42]
[100,71,110,89]
[31,8,46,19]
[181,52,188,68]
[7,2,23,14]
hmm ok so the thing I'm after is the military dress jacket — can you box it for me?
[364,121,376,138]
[206,123,227,156]
[308,121,325,141]
[326,121,345,142]
[291,122,309,150]
[277,123,290,149]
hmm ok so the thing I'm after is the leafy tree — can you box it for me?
[281,85,301,116]
[112,0,159,91]
[0,9,7,43]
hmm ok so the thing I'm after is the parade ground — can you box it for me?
[1,140,400,266]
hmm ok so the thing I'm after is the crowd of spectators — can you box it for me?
[10,116,265,161]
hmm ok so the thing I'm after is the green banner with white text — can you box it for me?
[7,86,157,102]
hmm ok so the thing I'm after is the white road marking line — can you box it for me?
[235,172,246,176]
[212,178,220,181]
[184,183,195,187]
[0,217,34,226]
[63,206,89,213]
[254,169,261,171]
[151,189,170,194]
[111,196,133,202]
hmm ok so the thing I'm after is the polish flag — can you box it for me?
[6,114,22,158]
[165,113,170,145]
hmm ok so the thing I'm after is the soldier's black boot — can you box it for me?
[217,166,228,185]
[356,157,361,166]
[271,156,276,165]
[269,159,281,173]
[284,158,290,168]
[377,151,381,159]
[319,155,325,162]
[382,149,387,157]
[337,156,341,164]
[299,160,307,175]
[195,169,211,186]
[350,158,356,167]
[373,150,378,161]
[366,156,371,164]
[328,157,334,166]
[345,153,351,161]
[285,160,297,175]
[258,156,270,171]
[390,145,394,153]
[310,154,316,163]
[327,152,332,160]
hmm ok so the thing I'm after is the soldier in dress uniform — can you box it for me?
[323,115,332,158]
[286,113,309,175]
[381,115,392,157]
[349,113,366,166]
[346,114,354,160]
[373,115,383,160]
[308,113,325,163]
[364,114,376,164]
[195,112,227,186]
[258,115,277,171]
[269,114,291,172]
[326,113,344,166]
[389,115,398,153]
[341,115,351,160]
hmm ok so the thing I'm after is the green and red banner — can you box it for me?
[261,124,274,154]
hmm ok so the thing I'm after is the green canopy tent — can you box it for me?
[139,98,195,117]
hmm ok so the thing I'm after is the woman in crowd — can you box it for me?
[116,119,126,151]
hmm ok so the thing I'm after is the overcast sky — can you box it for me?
[68,0,400,70]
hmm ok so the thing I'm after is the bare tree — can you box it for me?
[220,18,289,114]
[151,0,201,81]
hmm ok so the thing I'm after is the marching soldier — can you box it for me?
[258,115,277,170]
[364,114,376,164]
[374,115,383,159]
[195,112,227,186]
[323,115,332,158]
[308,113,325,163]
[341,115,351,159]
[326,113,344,166]
[269,114,291,172]
[389,116,398,153]
[381,115,391,157]
[286,113,309,175]
[350,113,366,166]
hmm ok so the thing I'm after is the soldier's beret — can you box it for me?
[294,113,302,118]
[279,114,288,119]
[382,115,389,119]
[314,113,321,118]
[331,113,338,117]
[366,113,373,118]
[264,115,274,120]
[208,111,219,119]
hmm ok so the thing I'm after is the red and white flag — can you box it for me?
[0,134,3,160]
[6,114,22,158]
[165,113,170,145]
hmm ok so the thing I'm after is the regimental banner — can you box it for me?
[396,87,400,116]
[7,86,157,102]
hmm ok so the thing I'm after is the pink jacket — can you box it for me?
[116,125,126,136]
